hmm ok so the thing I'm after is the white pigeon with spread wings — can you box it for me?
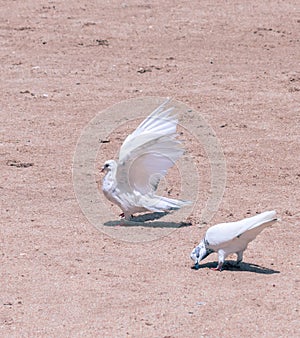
[101,99,191,220]
[191,210,278,271]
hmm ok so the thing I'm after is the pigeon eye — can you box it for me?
[105,163,109,168]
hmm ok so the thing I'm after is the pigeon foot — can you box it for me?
[210,264,223,271]
[119,213,133,220]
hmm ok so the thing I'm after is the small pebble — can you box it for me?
[196,302,206,306]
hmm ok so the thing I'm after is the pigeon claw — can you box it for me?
[210,267,222,272]
[118,213,133,219]
[210,264,223,271]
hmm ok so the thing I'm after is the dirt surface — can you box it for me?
[1,1,300,337]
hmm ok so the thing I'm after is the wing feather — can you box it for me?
[206,211,277,246]
[116,99,184,194]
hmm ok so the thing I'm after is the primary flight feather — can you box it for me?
[101,99,191,220]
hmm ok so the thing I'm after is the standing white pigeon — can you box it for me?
[101,99,191,220]
[191,210,278,271]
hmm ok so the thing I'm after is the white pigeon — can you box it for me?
[101,99,191,220]
[191,210,278,271]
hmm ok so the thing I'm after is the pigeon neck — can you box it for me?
[204,237,214,254]
[204,237,210,247]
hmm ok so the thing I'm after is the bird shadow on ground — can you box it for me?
[103,212,192,228]
[192,260,280,274]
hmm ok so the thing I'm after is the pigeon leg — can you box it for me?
[124,213,133,220]
[210,250,225,271]
[210,262,223,271]
[236,251,243,265]
[116,213,133,225]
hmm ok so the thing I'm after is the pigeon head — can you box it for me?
[190,239,211,264]
[101,160,116,173]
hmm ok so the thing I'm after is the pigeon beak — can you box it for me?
[191,247,200,264]
[100,166,105,173]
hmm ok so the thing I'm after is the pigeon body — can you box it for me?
[101,100,191,220]
[191,210,278,271]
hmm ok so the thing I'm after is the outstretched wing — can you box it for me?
[206,211,277,246]
[116,99,184,194]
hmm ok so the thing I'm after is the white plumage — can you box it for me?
[191,210,278,271]
[101,99,191,220]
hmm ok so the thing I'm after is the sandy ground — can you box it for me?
[1,1,300,337]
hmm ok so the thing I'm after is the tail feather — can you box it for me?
[239,211,278,242]
[247,210,277,231]
[143,195,192,213]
